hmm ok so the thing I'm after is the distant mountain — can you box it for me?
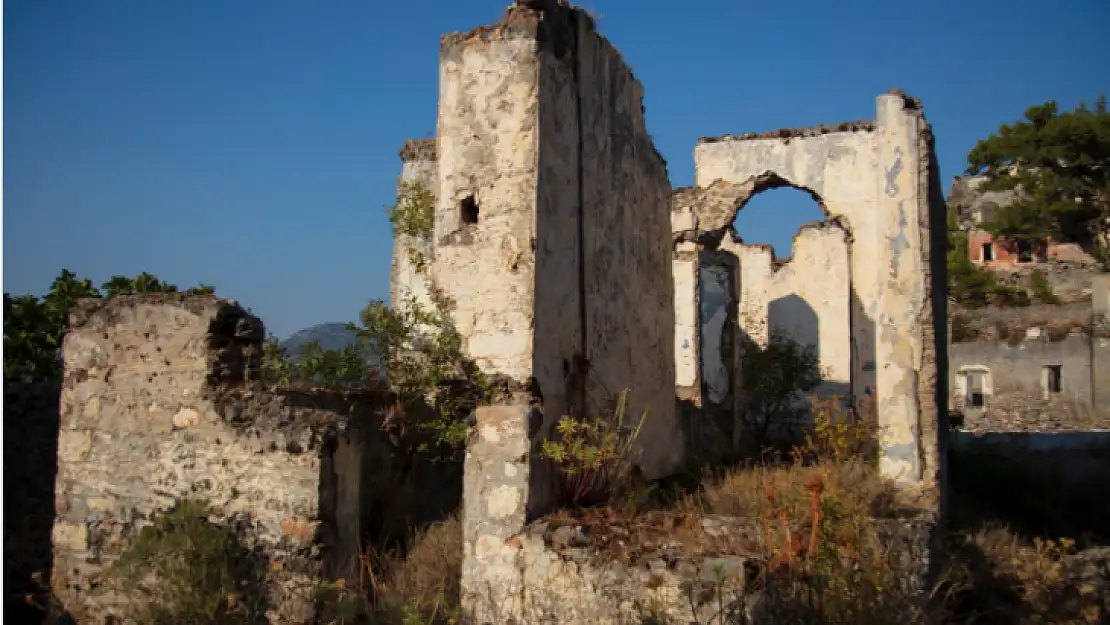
[281,322,359,354]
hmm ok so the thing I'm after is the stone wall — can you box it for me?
[49,295,460,623]
[465,508,936,624]
[949,292,1110,427]
[447,4,678,621]
[677,90,948,489]
[432,3,676,475]
[952,335,1097,408]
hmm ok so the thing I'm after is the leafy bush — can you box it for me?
[736,332,822,452]
[106,500,267,625]
[356,293,492,457]
[1028,270,1061,304]
[540,388,647,509]
[387,179,437,272]
[951,312,980,342]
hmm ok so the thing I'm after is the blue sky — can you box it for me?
[4,0,1108,339]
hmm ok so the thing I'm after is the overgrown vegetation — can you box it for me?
[1028,269,1061,304]
[967,95,1110,249]
[946,206,1036,308]
[106,500,268,625]
[316,515,463,625]
[387,179,437,271]
[736,332,822,452]
[540,388,649,509]
[259,291,491,459]
[3,270,215,382]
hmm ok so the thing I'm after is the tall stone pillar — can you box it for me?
[434,4,679,622]
[874,91,947,490]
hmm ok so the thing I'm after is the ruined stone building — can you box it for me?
[392,3,947,493]
[949,275,1110,431]
[37,3,949,623]
[390,5,949,622]
[949,174,1099,269]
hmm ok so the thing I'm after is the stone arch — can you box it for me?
[676,171,857,451]
[689,173,855,250]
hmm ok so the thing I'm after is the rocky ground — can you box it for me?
[953,392,1110,431]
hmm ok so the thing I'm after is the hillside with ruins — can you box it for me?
[4,1,1110,624]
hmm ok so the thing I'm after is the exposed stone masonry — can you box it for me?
[49,295,460,624]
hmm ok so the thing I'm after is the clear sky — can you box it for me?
[4,0,1108,339]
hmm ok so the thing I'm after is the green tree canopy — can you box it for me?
[4,269,216,382]
[966,95,1110,246]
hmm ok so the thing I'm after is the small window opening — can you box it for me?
[1043,364,1063,394]
[981,242,994,262]
[460,195,479,225]
[964,370,987,407]
[1017,238,1035,263]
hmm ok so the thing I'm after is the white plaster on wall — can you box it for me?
[674,259,698,388]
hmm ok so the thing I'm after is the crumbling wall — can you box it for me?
[950,333,1110,431]
[672,189,702,402]
[51,295,457,624]
[464,512,934,624]
[685,92,948,489]
[574,8,676,475]
[433,5,676,473]
[446,5,678,623]
[729,222,852,401]
[391,139,439,314]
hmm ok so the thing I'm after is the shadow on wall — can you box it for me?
[766,293,851,406]
[3,382,62,622]
[768,293,819,355]
[726,294,852,459]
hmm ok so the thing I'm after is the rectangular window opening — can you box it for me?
[1017,238,1035,263]
[981,242,994,262]
[1044,364,1063,394]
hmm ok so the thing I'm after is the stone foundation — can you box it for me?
[466,512,936,624]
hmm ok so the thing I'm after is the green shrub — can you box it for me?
[107,500,267,625]
[541,388,647,509]
[1028,270,1061,304]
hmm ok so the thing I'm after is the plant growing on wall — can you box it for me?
[353,291,491,457]
[387,179,437,272]
[1028,270,1061,304]
[540,388,647,508]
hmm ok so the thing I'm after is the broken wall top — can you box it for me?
[440,2,597,58]
[400,138,437,163]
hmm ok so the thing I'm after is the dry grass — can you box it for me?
[698,457,903,522]
[367,514,462,624]
[936,524,1108,624]
[313,514,465,625]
